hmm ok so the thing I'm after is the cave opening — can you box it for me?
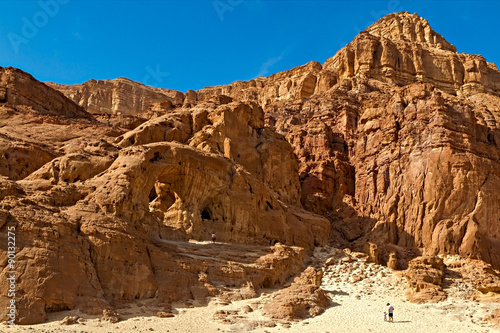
[148,187,158,202]
[201,208,211,220]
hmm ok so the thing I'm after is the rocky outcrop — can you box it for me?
[85,140,327,248]
[48,12,500,114]
[387,252,398,270]
[194,12,500,108]
[0,136,57,180]
[269,77,500,269]
[47,78,184,115]
[446,258,500,294]
[403,256,447,303]
[321,12,500,97]
[0,67,90,118]
[348,82,500,266]
[197,61,323,108]
[0,70,330,324]
[50,14,500,109]
[261,267,330,320]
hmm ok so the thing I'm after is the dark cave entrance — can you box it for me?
[201,208,211,220]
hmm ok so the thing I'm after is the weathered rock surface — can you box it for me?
[261,267,330,320]
[0,67,329,324]
[47,78,184,115]
[323,12,500,97]
[197,61,323,107]
[269,78,500,269]
[1,67,89,118]
[445,257,500,294]
[60,11,500,271]
[403,256,447,303]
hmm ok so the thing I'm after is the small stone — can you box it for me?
[156,312,174,318]
[241,305,253,313]
[61,316,79,325]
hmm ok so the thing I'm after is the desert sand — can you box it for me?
[3,246,499,333]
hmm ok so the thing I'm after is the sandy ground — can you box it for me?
[3,247,499,333]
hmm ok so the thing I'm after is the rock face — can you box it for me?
[267,77,500,269]
[403,256,447,303]
[1,10,500,324]
[0,67,329,324]
[322,13,500,96]
[197,61,323,107]
[1,67,89,118]
[47,78,184,115]
[261,267,330,320]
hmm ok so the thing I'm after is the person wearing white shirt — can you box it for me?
[386,303,394,323]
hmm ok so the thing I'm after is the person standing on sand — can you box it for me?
[211,233,216,243]
[387,303,394,323]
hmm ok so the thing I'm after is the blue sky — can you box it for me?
[0,0,498,92]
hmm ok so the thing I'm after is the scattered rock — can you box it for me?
[102,309,120,323]
[156,312,174,318]
[61,316,79,325]
[485,309,500,329]
[260,320,277,327]
[240,305,253,313]
[387,252,398,270]
[262,268,330,320]
[403,256,447,303]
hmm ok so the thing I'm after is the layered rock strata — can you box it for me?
[47,78,184,115]
[0,68,329,324]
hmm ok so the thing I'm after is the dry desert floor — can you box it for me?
[3,246,499,333]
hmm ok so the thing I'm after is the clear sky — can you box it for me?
[0,0,498,92]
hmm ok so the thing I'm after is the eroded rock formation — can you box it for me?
[403,256,447,303]
[0,66,328,324]
[47,78,184,115]
[261,266,330,320]
[322,13,500,97]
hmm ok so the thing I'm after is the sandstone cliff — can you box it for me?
[194,11,500,268]
[195,12,500,108]
[52,13,500,113]
[0,66,329,324]
[0,66,89,118]
[269,77,500,269]
[322,13,500,97]
[47,78,184,115]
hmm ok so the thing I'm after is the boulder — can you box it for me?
[403,256,447,303]
[261,267,329,320]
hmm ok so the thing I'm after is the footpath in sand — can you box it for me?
[3,246,500,333]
